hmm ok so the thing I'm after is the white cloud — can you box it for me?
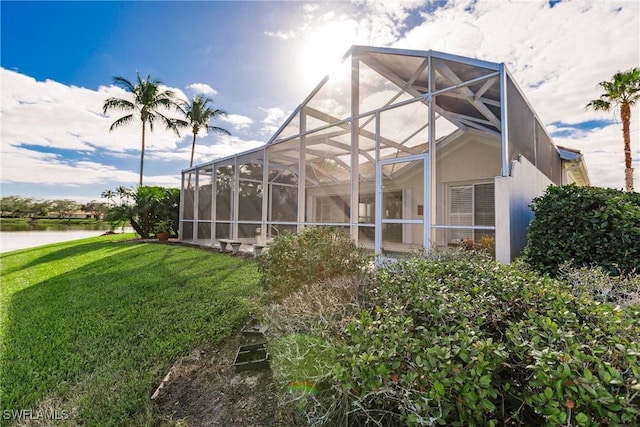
[264,29,300,40]
[186,83,218,97]
[1,68,187,156]
[260,106,287,125]
[303,3,320,13]
[258,106,289,136]
[142,173,182,188]
[220,113,253,130]
[196,135,265,163]
[0,143,140,185]
[0,69,195,190]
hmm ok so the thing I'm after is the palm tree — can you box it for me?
[101,189,116,207]
[180,94,231,168]
[103,72,184,186]
[587,67,640,192]
[116,185,132,205]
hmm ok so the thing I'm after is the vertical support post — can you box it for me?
[497,63,511,262]
[212,163,217,245]
[261,149,268,244]
[374,112,382,255]
[426,54,436,249]
[500,63,509,177]
[350,53,360,241]
[207,167,214,247]
[297,109,307,231]
[232,158,239,239]
[179,171,185,242]
[193,167,199,243]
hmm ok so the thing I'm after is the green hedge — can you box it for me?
[259,226,370,300]
[523,185,640,276]
[331,253,640,426]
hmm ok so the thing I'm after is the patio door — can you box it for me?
[375,155,428,254]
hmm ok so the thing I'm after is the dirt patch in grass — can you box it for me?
[151,334,303,427]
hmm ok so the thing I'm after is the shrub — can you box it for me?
[269,334,334,388]
[263,275,368,339]
[263,270,372,425]
[523,184,640,276]
[105,185,180,238]
[259,227,370,300]
[559,262,640,306]
[325,252,640,426]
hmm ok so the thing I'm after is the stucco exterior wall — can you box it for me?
[495,155,553,263]
[437,138,502,183]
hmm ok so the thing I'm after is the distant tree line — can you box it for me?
[0,195,107,220]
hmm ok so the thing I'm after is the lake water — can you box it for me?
[0,223,133,254]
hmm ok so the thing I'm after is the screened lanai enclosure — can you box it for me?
[180,46,589,262]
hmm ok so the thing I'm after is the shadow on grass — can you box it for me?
[0,237,132,275]
[0,240,260,425]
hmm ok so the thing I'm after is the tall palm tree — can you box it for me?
[102,72,184,186]
[181,94,231,168]
[116,185,132,205]
[587,67,640,192]
[101,189,116,207]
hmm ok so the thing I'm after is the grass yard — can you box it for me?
[0,234,261,425]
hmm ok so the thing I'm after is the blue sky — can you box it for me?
[1,0,639,203]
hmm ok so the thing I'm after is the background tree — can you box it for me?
[179,94,230,169]
[101,190,116,207]
[0,195,33,217]
[116,185,132,205]
[81,201,108,220]
[102,72,184,186]
[587,67,640,192]
[31,199,52,218]
[51,199,79,222]
[104,186,179,239]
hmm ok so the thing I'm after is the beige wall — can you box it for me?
[437,136,502,183]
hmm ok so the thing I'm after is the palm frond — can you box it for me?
[586,99,611,112]
[109,114,135,131]
[103,97,135,114]
[206,125,232,136]
[112,76,135,92]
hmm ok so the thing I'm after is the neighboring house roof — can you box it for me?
[557,145,590,186]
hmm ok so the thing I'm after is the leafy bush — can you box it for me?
[105,186,179,239]
[523,184,640,276]
[259,227,370,300]
[322,252,640,426]
[559,262,640,306]
[262,256,372,424]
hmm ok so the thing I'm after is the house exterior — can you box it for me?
[179,46,589,262]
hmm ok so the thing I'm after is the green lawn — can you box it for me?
[0,234,261,425]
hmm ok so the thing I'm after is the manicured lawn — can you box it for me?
[0,234,261,425]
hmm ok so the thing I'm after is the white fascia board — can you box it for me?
[351,45,433,59]
[430,50,501,72]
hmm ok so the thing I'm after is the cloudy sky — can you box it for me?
[1,0,639,203]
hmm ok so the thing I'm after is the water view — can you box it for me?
[0,222,132,253]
